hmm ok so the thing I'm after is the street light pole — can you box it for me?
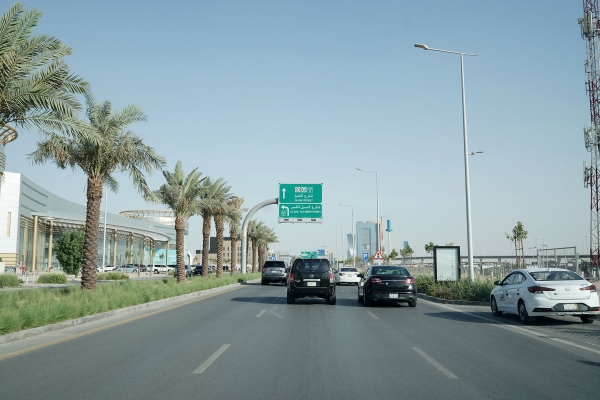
[414,43,477,281]
[357,168,380,252]
[102,186,108,271]
[333,218,344,262]
[340,204,356,269]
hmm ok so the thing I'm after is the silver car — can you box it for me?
[261,261,287,285]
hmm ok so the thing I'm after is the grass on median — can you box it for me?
[415,274,495,302]
[0,273,261,335]
[0,274,19,288]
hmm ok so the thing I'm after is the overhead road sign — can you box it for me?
[301,251,318,259]
[318,249,325,257]
[279,183,323,222]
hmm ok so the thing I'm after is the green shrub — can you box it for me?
[0,273,19,287]
[97,272,129,281]
[37,274,67,284]
[415,275,494,302]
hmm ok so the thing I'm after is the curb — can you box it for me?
[0,278,260,345]
[417,293,489,306]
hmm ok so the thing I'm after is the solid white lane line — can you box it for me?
[412,347,458,379]
[193,344,231,374]
[256,309,266,318]
[366,311,379,320]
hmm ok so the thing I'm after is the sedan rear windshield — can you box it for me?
[372,267,409,276]
[293,260,330,273]
[341,268,358,272]
[529,270,583,281]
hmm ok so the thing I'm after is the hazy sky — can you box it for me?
[4,1,592,259]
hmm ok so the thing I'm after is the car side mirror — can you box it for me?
[493,280,501,286]
[357,273,364,278]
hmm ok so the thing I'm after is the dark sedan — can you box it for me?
[358,266,417,307]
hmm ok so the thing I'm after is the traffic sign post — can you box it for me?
[362,252,369,261]
[279,184,323,222]
[270,255,276,261]
[373,249,384,263]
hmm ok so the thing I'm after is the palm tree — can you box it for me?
[248,220,265,273]
[257,226,278,267]
[198,177,230,277]
[147,161,205,283]
[225,197,244,276]
[29,92,165,290]
[212,187,235,278]
[0,3,88,136]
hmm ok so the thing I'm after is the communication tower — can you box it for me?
[580,1,600,266]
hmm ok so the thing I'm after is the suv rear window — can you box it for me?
[292,259,330,273]
[264,261,285,268]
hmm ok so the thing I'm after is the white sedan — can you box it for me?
[335,267,361,285]
[490,268,599,324]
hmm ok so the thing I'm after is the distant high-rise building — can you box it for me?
[357,222,377,258]
[404,241,409,249]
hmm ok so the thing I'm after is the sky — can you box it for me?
[3,0,593,259]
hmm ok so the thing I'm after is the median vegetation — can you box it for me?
[0,273,261,335]
[0,274,19,288]
[416,275,495,302]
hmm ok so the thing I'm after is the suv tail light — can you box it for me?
[370,277,383,285]
[405,277,416,285]
[527,286,556,293]
[580,284,597,292]
[262,267,265,273]
[289,273,294,283]
[330,273,335,283]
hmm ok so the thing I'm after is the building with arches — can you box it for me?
[0,172,182,271]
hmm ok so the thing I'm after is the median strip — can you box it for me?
[412,347,457,379]
[193,344,231,374]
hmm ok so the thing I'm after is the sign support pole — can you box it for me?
[240,198,279,274]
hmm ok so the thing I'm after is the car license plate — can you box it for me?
[306,282,316,287]
[564,304,578,310]
[389,293,398,299]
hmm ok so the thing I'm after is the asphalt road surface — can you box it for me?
[1,282,599,400]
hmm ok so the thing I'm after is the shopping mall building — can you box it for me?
[0,171,185,271]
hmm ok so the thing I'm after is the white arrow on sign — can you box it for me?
[282,188,286,200]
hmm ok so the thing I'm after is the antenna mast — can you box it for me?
[580,0,600,267]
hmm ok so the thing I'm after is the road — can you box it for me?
[1,282,599,399]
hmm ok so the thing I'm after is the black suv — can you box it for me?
[287,258,336,304]
[261,261,287,285]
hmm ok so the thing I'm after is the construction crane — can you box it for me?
[580,0,600,267]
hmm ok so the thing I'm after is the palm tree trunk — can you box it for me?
[230,230,238,276]
[215,215,224,278]
[258,245,265,269]
[81,177,102,290]
[175,216,186,283]
[252,242,258,273]
[202,212,211,277]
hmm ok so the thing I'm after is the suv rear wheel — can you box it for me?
[327,294,336,305]
[286,293,295,304]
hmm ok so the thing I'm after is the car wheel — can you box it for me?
[408,298,417,308]
[336,282,340,286]
[518,300,535,324]
[154,269,158,274]
[358,288,364,303]
[580,316,595,324]
[328,294,337,305]
[286,293,295,304]
[490,296,503,316]
[261,280,266,285]
[363,292,371,307]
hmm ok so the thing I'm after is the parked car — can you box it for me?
[97,265,117,272]
[152,265,170,274]
[490,268,600,324]
[335,267,360,285]
[117,264,139,273]
[358,265,417,307]
[287,258,336,304]
[192,265,203,276]
[262,260,287,285]
[170,265,192,278]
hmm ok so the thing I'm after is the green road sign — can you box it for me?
[279,184,322,203]
[301,251,318,259]
[279,203,322,219]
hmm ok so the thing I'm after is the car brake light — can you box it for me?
[262,267,264,273]
[527,286,556,293]
[370,277,383,285]
[405,277,416,285]
[589,306,600,311]
[330,273,334,283]
[289,274,294,283]
[580,285,597,292]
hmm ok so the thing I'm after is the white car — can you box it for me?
[335,267,361,285]
[490,268,599,324]
[151,265,169,274]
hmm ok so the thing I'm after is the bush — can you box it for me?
[0,273,19,287]
[97,272,129,281]
[37,274,67,284]
[415,275,495,302]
